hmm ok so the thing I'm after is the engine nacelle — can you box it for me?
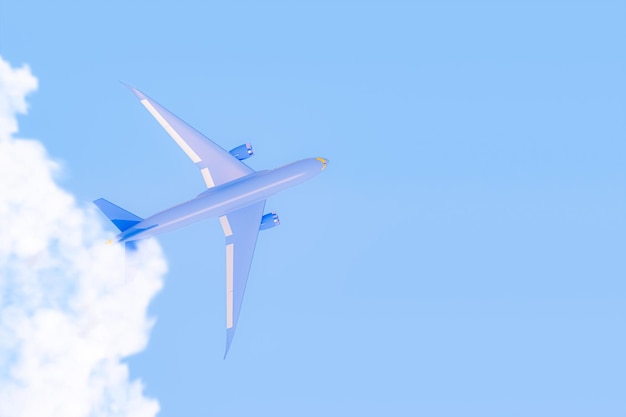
[260,212,280,231]
[229,143,253,160]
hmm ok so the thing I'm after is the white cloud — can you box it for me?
[0,56,166,417]
[0,59,37,139]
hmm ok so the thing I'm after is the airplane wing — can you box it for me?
[124,84,254,188]
[219,200,266,357]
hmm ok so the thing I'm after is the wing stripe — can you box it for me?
[200,167,215,188]
[140,99,202,163]
[226,243,234,329]
[219,215,233,237]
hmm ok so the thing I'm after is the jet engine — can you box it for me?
[260,212,280,230]
[229,143,254,160]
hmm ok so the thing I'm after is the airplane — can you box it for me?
[94,85,328,357]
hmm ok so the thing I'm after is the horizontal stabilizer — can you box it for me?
[93,198,143,232]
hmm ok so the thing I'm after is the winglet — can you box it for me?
[224,328,235,359]
[119,81,149,101]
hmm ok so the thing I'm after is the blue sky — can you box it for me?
[1,0,625,416]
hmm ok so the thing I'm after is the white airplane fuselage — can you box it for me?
[117,157,327,243]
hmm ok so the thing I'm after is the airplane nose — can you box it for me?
[316,157,329,171]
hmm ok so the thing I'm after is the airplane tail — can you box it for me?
[93,198,143,232]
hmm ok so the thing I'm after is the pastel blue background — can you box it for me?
[2,1,625,415]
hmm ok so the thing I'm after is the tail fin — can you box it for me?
[93,198,143,232]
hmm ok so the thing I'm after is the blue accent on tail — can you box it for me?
[93,198,143,232]
[125,241,138,252]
